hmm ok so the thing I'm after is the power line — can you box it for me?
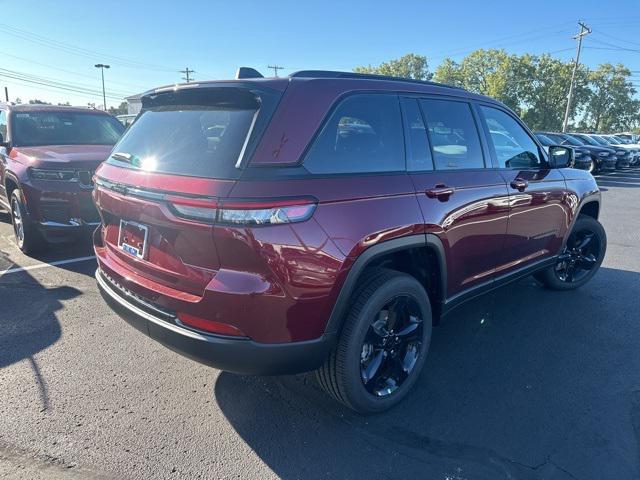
[0,66,132,97]
[562,21,591,133]
[0,50,149,91]
[0,22,179,73]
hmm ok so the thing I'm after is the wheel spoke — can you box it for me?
[396,316,422,340]
[565,263,575,282]
[578,253,597,269]
[574,233,594,251]
[362,350,386,384]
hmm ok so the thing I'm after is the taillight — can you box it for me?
[168,196,316,225]
[166,195,217,222]
[218,198,316,225]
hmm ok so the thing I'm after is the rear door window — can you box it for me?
[419,99,485,170]
[480,106,542,169]
[304,94,404,174]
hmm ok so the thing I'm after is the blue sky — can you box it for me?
[1,0,639,108]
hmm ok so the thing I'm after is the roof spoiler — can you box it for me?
[235,67,264,79]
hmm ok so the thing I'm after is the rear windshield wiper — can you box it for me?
[111,152,134,163]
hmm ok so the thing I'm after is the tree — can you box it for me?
[580,64,639,132]
[108,101,128,116]
[433,49,523,113]
[28,99,51,105]
[354,54,432,80]
[518,54,589,131]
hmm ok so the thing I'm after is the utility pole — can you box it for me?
[94,64,110,111]
[267,65,284,77]
[4,87,8,102]
[562,21,591,132]
[180,67,195,83]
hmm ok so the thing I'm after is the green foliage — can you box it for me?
[108,101,128,116]
[354,54,432,80]
[363,51,639,132]
[579,64,639,132]
[28,99,51,105]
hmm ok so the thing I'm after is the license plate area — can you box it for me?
[118,220,149,259]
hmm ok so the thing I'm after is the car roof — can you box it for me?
[4,104,109,115]
[141,69,503,106]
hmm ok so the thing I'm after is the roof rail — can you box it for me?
[289,70,465,90]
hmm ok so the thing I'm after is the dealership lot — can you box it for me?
[0,169,639,480]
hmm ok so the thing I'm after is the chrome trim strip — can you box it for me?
[97,269,176,320]
[96,269,246,341]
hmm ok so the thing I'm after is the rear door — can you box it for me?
[477,104,570,273]
[0,110,8,204]
[403,97,510,298]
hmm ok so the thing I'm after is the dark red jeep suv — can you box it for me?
[0,104,124,253]
[93,70,606,413]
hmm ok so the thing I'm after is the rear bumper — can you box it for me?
[96,268,335,375]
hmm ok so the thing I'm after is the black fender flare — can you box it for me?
[323,233,447,335]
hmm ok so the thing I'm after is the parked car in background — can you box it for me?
[535,132,592,172]
[616,132,639,144]
[116,114,136,128]
[602,135,640,166]
[93,70,607,413]
[542,132,617,173]
[583,134,632,168]
[0,103,125,253]
[567,133,620,171]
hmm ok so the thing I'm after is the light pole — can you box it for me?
[94,64,110,110]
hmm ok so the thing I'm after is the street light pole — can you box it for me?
[94,64,110,110]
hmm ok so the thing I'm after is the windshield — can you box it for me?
[591,135,611,146]
[106,87,279,179]
[544,133,569,145]
[576,134,601,146]
[11,111,124,147]
[535,134,553,146]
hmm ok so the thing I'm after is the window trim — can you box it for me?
[399,97,434,172]
[475,102,549,170]
[299,91,407,176]
[416,96,489,172]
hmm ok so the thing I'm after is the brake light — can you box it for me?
[218,198,317,225]
[167,196,316,225]
[177,312,245,336]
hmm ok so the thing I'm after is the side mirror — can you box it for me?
[548,145,573,168]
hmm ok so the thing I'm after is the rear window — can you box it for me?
[11,111,124,147]
[107,86,276,179]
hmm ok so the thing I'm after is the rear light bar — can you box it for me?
[168,196,317,225]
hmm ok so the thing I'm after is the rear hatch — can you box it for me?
[93,84,282,296]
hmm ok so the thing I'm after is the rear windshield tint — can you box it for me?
[107,86,278,179]
[11,111,124,147]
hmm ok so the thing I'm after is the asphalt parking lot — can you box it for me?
[1,169,639,480]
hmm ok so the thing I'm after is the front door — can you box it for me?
[477,104,571,275]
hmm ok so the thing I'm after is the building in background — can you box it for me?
[125,93,142,115]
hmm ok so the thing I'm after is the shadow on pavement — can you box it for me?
[0,269,82,411]
[596,168,640,189]
[215,266,640,480]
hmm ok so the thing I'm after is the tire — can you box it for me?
[316,269,432,414]
[534,215,606,290]
[587,159,596,174]
[10,189,44,254]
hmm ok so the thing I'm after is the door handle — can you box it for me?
[510,178,529,192]
[425,185,455,199]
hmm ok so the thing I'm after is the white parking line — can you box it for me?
[0,255,96,276]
